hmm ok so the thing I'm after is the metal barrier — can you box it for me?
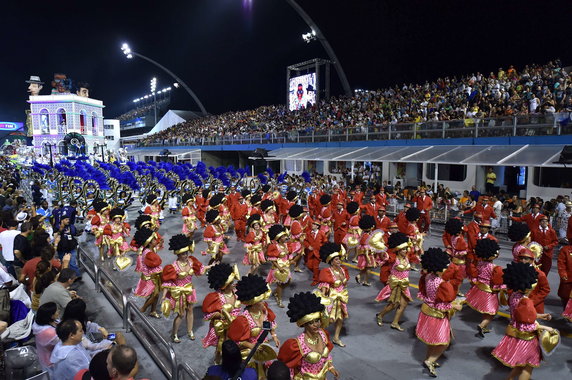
[124,302,179,380]
[78,246,181,380]
[176,363,202,380]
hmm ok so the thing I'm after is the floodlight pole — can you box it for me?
[286,0,352,97]
[130,51,208,116]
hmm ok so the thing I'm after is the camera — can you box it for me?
[262,321,271,331]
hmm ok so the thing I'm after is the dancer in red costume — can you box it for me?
[227,274,279,380]
[161,234,210,343]
[266,224,292,308]
[288,205,307,273]
[181,193,198,238]
[317,195,333,239]
[332,201,349,245]
[278,292,340,379]
[195,189,210,226]
[260,199,278,235]
[132,228,162,318]
[530,215,558,276]
[465,239,505,338]
[508,222,532,262]
[375,232,412,331]
[202,209,230,265]
[401,208,424,270]
[231,191,250,242]
[517,248,551,314]
[242,215,266,275]
[91,200,110,261]
[443,218,468,296]
[144,194,162,228]
[281,191,298,227]
[317,242,349,347]
[557,242,572,307]
[492,262,556,380]
[202,263,242,363]
[416,248,462,377]
[355,215,377,286]
[305,221,327,285]
[342,202,361,263]
[102,208,131,264]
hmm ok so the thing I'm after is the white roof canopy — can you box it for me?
[267,145,567,167]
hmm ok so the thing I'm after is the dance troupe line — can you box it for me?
[33,160,569,379]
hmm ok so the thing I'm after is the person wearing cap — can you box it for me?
[465,212,482,256]
[401,208,423,269]
[508,223,533,263]
[162,234,210,342]
[227,274,279,379]
[360,195,379,218]
[304,221,327,286]
[266,224,293,307]
[316,195,333,239]
[375,233,412,331]
[413,187,433,233]
[279,190,298,227]
[26,75,44,96]
[491,262,555,380]
[557,240,572,308]
[288,205,308,273]
[316,243,349,347]
[202,209,230,265]
[332,201,349,245]
[517,248,551,314]
[260,199,278,235]
[375,207,391,232]
[443,218,469,296]
[531,215,558,276]
[465,239,505,338]
[231,192,249,242]
[90,200,110,262]
[133,228,162,318]
[243,215,266,275]
[557,201,572,242]
[395,203,411,233]
[511,203,544,231]
[180,193,198,238]
[356,215,378,286]
[195,189,210,226]
[210,193,231,233]
[463,195,497,225]
[374,185,389,208]
[143,194,163,228]
[103,208,131,262]
[201,263,242,363]
[278,291,340,379]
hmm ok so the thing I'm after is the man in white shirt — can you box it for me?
[491,195,503,231]
[0,220,21,277]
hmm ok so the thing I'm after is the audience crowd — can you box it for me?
[140,60,572,145]
[116,98,170,121]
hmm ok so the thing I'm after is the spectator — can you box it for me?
[0,219,22,277]
[206,340,257,380]
[75,349,111,380]
[32,302,60,372]
[485,167,496,194]
[40,268,78,315]
[267,360,291,380]
[55,214,81,278]
[32,258,58,311]
[105,345,145,380]
[20,244,67,292]
[62,299,114,352]
[51,319,91,380]
[14,221,33,263]
[469,186,480,203]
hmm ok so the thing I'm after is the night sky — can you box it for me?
[2,0,571,122]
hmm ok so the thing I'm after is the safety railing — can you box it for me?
[78,246,183,380]
[176,363,202,380]
[134,113,571,147]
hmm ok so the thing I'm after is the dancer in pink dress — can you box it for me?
[201,263,241,363]
[102,208,131,260]
[161,234,210,343]
[317,242,349,348]
[266,224,292,308]
[132,228,163,318]
[465,239,505,338]
[278,292,340,380]
[342,201,361,263]
[242,214,266,274]
[416,248,462,377]
[443,218,469,295]
[90,200,110,261]
[508,222,532,262]
[288,205,308,273]
[375,232,412,331]
[144,194,162,228]
[356,215,377,286]
[563,293,572,321]
[492,262,556,380]
[202,209,230,265]
[181,193,198,238]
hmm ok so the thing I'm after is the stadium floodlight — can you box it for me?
[302,31,316,43]
[118,42,207,115]
[173,82,179,88]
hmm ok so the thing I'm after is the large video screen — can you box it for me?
[289,73,316,111]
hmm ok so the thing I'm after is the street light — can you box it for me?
[121,43,208,116]
[150,77,158,125]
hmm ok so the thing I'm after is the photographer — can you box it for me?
[55,214,81,279]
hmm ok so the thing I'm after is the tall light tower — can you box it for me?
[121,43,208,116]
[150,77,157,125]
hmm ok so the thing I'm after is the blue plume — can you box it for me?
[257,173,268,185]
[301,171,312,183]
[265,167,274,178]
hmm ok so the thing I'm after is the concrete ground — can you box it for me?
[79,205,572,380]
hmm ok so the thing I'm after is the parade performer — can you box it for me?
[361,196,379,218]
[261,199,278,234]
[202,263,242,363]
[395,203,411,233]
[202,209,230,265]
[465,239,504,338]
[342,201,361,263]
[517,247,551,314]
[281,190,298,226]
[375,233,412,331]
[492,262,557,380]
[402,207,424,269]
[161,234,209,342]
[131,214,164,251]
[144,194,163,228]
[443,218,468,295]
[227,274,279,380]
[375,207,391,232]
[181,193,198,238]
[508,223,532,262]
[317,195,333,239]
[243,215,266,274]
[195,189,210,226]
[317,243,349,347]
[278,292,340,379]
[530,215,558,275]
[231,191,250,242]
[414,187,433,233]
[332,201,349,245]
[90,200,110,261]
[465,213,482,255]
[102,208,131,260]
[557,241,572,307]
[248,194,263,217]
[266,224,292,308]
[133,228,163,318]
[288,205,307,273]
[356,215,377,286]
[209,193,230,232]
[416,248,461,377]
[305,221,327,285]
[510,203,544,231]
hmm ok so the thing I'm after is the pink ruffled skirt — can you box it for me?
[492,335,541,368]
[415,312,451,345]
[465,286,498,315]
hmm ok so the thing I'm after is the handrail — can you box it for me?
[93,261,128,317]
[124,301,179,380]
[176,363,202,380]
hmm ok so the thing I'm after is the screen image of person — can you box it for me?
[289,73,316,111]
